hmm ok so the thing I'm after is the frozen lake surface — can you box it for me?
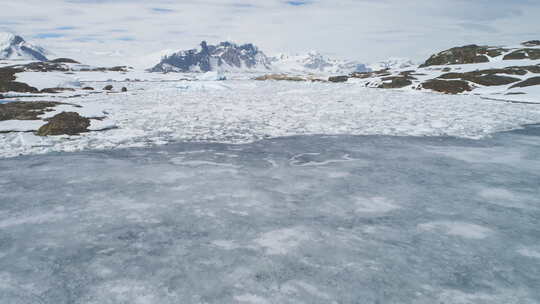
[1,126,540,303]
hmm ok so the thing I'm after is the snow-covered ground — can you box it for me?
[2,80,540,158]
[1,127,539,303]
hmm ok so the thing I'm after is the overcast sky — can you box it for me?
[1,0,539,66]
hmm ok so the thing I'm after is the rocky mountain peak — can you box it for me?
[149,41,271,73]
[0,32,48,61]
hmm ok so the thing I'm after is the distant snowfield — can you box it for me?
[2,79,540,157]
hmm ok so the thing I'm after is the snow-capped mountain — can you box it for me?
[269,51,369,75]
[149,41,271,73]
[0,33,48,61]
[368,58,416,71]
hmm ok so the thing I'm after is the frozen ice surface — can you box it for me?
[1,126,540,303]
[2,80,540,157]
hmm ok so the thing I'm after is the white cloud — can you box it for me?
[1,0,539,66]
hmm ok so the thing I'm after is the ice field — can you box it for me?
[1,126,539,303]
[2,80,540,158]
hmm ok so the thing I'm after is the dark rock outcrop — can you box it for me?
[521,40,540,47]
[121,87,128,92]
[103,85,113,91]
[509,77,540,89]
[0,101,63,121]
[150,41,271,73]
[421,79,472,94]
[255,74,305,81]
[420,45,507,67]
[438,72,520,86]
[328,76,349,83]
[37,112,90,136]
[378,76,413,88]
[49,58,80,64]
[350,70,391,79]
[0,66,39,93]
[503,49,540,60]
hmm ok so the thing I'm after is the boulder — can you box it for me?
[421,79,472,94]
[37,112,91,136]
[121,87,128,92]
[509,77,540,89]
[103,85,113,90]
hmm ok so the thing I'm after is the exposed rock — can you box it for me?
[0,66,39,93]
[420,45,508,67]
[82,87,94,90]
[103,85,113,91]
[49,58,80,64]
[438,72,520,86]
[421,79,472,94]
[37,112,90,136]
[15,61,70,72]
[121,87,128,92]
[509,77,540,89]
[378,76,413,88]
[521,40,540,47]
[350,69,391,79]
[40,88,76,94]
[503,49,540,60]
[254,74,305,81]
[328,76,349,83]
[0,101,63,121]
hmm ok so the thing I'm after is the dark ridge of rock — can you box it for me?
[0,101,63,121]
[522,40,540,47]
[103,85,113,91]
[254,74,306,81]
[350,69,391,79]
[466,75,521,86]
[438,72,520,86]
[82,87,94,90]
[36,112,90,136]
[419,45,508,67]
[378,76,413,89]
[503,49,540,60]
[17,61,70,72]
[328,76,349,83]
[49,58,80,64]
[509,77,540,89]
[40,88,76,94]
[421,79,472,94]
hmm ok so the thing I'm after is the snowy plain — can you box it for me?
[1,127,539,303]
[2,79,540,158]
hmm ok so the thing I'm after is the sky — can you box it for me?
[1,0,540,66]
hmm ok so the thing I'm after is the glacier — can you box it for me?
[1,126,540,303]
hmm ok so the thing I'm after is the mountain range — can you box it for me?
[148,41,371,74]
